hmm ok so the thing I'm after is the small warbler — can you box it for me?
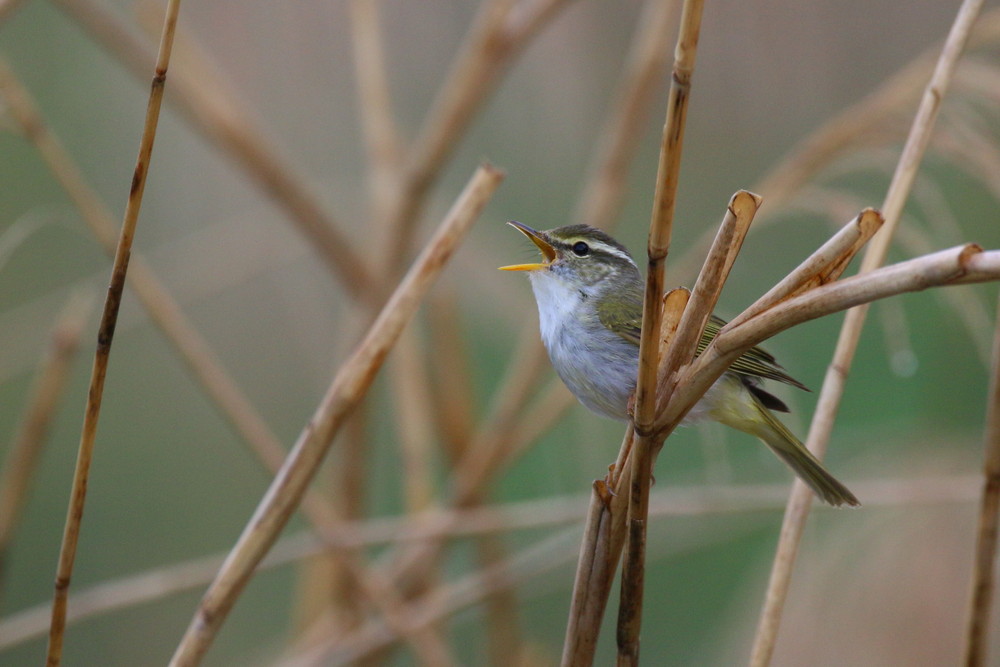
[501,221,859,507]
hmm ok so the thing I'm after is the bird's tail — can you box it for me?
[750,407,860,507]
[711,381,860,507]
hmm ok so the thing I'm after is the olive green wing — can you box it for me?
[599,295,806,393]
[597,281,644,347]
[699,315,808,391]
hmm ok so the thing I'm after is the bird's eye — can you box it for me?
[572,241,590,257]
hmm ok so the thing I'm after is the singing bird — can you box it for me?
[500,221,858,507]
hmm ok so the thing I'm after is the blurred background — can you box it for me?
[1,0,1000,664]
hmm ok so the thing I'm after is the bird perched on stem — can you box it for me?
[500,221,859,507]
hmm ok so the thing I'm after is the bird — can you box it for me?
[499,221,859,507]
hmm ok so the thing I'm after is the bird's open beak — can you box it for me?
[498,221,556,271]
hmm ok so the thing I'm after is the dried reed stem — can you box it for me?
[167,164,503,667]
[45,3,181,664]
[0,293,90,599]
[963,291,1000,667]
[620,1,705,660]
[748,1,985,663]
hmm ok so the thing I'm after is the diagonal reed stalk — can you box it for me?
[167,163,503,666]
[749,0,986,663]
[44,2,182,664]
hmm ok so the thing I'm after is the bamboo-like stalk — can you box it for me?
[748,0,985,663]
[0,293,90,599]
[621,192,757,663]
[963,291,1000,667]
[45,3,181,664]
[167,164,503,667]
[618,3,704,660]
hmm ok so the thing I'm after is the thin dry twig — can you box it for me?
[963,290,1000,667]
[167,163,503,667]
[0,293,91,599]
[749,1,986,663]
[45,2,181,664]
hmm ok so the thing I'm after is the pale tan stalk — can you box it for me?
[390,329,440,512]
[749,1,985,663]
[168,164,503,667]
[617,3,704,660]
[46,3,181,664]
[963,292,1000,667]
[726,209,884,329]
[0,293,90,598]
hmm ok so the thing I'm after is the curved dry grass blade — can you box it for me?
[45,2,182,664]
[167,163,503,667]
[0,292,91,599]
[748,0,985,663]
[963,291,1000,667]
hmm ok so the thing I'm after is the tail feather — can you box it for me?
[709,376,860,507]
[751,406,860,508]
